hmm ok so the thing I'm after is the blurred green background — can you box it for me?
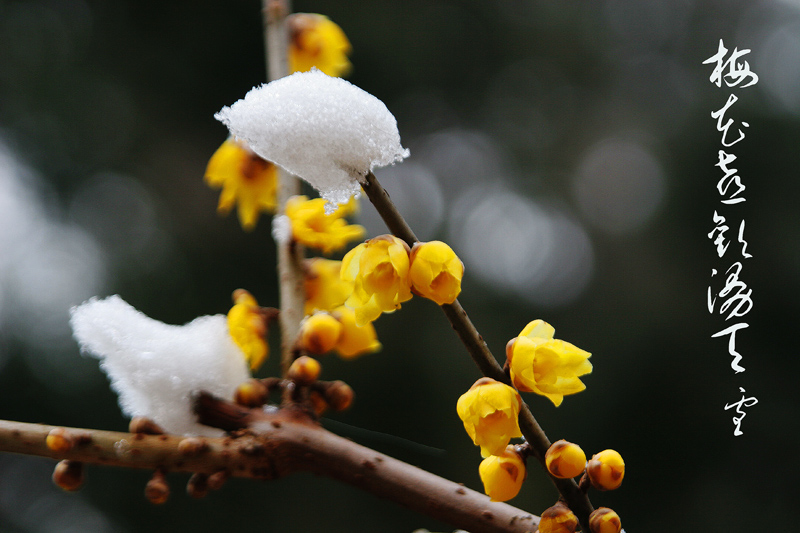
[1,0,798,531]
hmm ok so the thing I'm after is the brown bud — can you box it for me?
[538,502,579,533]
[178,437,209,456]
[309,390,328,416]
[145,470,170,505]
[53,460,84,491]
[46,428,74,453]
[234,379,269,407]
[545,440,587,479]
[129,417,165,435]
[207,470,229,491]
[506,338,517,364]
[586,449,625,491]
[287,356,322,385]
[325,380,354,411]
[589,507,622,533]
[187,472,209,499]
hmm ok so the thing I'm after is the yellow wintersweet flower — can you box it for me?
[304,258,354,315]
[288,13,352,78]
[341,234,413,325]
[456,377,523,458]
[507,319,592,407]
[227,290,268,371]
[479,445,527,502]
[286,195,365,255]
[332,306,381,359]
[408,241,464,305]
[204,138,278,231]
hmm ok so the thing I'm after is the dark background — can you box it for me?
[0,0,798,531]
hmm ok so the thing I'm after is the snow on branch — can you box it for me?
[215,69,409,207]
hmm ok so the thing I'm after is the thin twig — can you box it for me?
[359,170,595,531]
[263,0,305,376]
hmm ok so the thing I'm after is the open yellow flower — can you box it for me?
[507,319,592,407]
[227,290,268,371]
[332,306,381,359]
[479,445,527,502]
[408,241,464,305]
[456,377,523,458]
[286,195,365,254]
[341,234,413,325]
[304,258,354,315]
[288,13,352,77]
[204,138,278,231]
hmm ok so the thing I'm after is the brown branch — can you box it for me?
[263,0,305,376]
[0,394,541,533]
[359,171,595,531]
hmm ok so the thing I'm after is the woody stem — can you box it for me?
[263,0,305,376]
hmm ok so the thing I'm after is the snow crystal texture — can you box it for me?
[215,69,410,206]
[70,295,250,437]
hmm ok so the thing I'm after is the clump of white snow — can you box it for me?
[70,295,250,437]
[215,69,410,207]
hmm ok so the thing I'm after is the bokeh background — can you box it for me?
[1,0,798,531]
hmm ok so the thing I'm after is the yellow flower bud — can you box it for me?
[408,241,464,305]
[300,313,342,354]
[508,320,592,407]
[304,258,353,315]
[204,138,278,231]
[227,289,269,371]
[456,377,523,458]
[234,378,270,407]
[538,502,579,533]
[545,439,586,479]
[478,445,526,502]
[287,355,322,385]
[587,449,625,491]
[52,460,84,492]
[288,13,352,78]
[332,306,381,359]
[590,507,622,533]
[286,195,365,254]
[341,235,413,325]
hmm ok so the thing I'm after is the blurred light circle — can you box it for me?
[572,138,666,235]
[756,22,800,115]
[448,186,593,307]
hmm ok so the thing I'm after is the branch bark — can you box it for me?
[359,171,595,531]
[263,0,305,376]
[0,394,541,533]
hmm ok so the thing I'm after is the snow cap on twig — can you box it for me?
[215,69,409,207]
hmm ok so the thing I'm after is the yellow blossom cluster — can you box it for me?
[342,236,464,325]
[456,320,595,502]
